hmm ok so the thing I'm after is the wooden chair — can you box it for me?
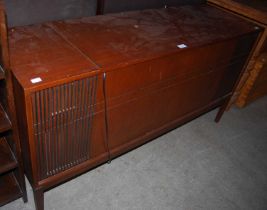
[0,1,27,207]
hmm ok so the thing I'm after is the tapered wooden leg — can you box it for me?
[33,188,44,210]
[215,106,225,123]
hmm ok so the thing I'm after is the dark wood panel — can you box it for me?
[0,172,22,207]
[0,103,11,133]
[0,137,17,174]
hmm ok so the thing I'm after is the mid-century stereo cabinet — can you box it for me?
[2,2,262,210]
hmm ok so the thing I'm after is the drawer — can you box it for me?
[106,39,238,99]
[108,69,226,149]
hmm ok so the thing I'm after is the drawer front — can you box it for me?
[106,39,237,99]
[108,70,222,149]
[31,76,103,180]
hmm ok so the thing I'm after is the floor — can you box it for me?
[2,96,267,210]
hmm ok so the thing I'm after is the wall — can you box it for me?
[5,0,97,27]
[4,0,206,27]
[103,0,206,14]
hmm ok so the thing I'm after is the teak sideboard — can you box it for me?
[2,4,262,210]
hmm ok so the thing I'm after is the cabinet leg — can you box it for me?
[33,188,44,210]
[215,106,225,123]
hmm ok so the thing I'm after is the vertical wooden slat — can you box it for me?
[83,78,91,160]
[80,80,85,161]
[46,88,51,176]
[80,79,86,162]
[43,88,48,176]
[88,77,98,159]
[74,80,79,165]
[59,84,64,170]
[55,86,59,173]
[70,82,75,167]
[76,80,82,163]
[64,84,68,169]
[33,92,39,179]
[51,87,55,175]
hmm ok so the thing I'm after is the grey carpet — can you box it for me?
[2,96,267,210]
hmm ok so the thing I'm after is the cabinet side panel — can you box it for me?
[214,32,261,100]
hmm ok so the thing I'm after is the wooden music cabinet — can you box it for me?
[6,4,261,210]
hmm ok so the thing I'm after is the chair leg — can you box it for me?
[19,173,28,203]
[215,96,231,123]
[22,187,28,203]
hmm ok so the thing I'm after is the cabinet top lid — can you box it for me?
[9,4,259,91]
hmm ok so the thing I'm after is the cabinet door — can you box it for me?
[31,76,102,180]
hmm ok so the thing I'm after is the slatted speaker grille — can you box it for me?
[32,76,98,180]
